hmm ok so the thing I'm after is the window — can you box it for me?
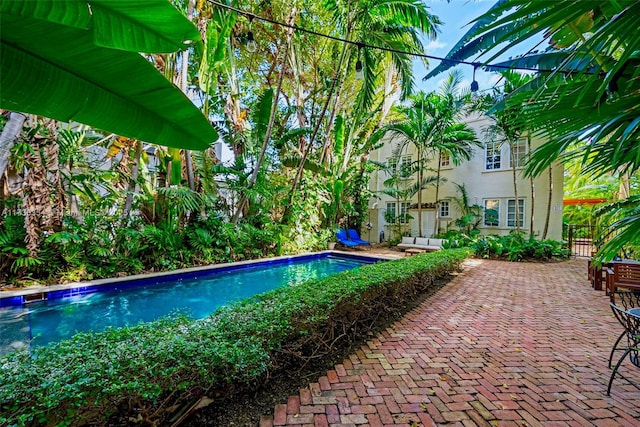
[483,199,500,227]
[387,155,411,178]
[387,157,397,173]
[385,201,410,224]
[399,202,411,224]
[507,199,525,227]
[485,142,502,170]
[440,152,451,168]
[509,140,527,168]
[385,202,396,223]
[439,201,450,218]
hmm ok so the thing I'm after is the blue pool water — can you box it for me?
[0,254,377,353]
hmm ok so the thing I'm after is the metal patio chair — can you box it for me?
[607,303,640,395]
[608,290,640,369]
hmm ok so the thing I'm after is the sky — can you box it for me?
[414,0,530,95]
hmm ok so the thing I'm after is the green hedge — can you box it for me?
[0,248,470,426]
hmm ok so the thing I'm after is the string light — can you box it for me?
[206,0,597,78]
[246,16,257,53]
[470,63,479,92]
[355,44,364,81]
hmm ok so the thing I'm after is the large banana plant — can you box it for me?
[0,0,218,150]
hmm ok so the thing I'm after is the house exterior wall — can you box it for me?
[366,112,564,243]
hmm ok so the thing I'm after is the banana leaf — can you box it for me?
[0,0,218,150]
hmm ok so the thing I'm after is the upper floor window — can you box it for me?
[386,154,412,178]
[439,201,450,218]
[387,156,397,171]
[485,142,501,170]
[400,155,412,178]
[440,152,451,168]
[483,199,500,227]
[509,140,527,169]
[507,199,525,228]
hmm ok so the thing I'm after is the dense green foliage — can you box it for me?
[0,211,334,284]
[0,0,443,285]
[469,233,569,262]
[427,0,640,261]
[0,248,469,426]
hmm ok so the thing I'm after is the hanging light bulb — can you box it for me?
[355,59,363,81]
[246,16,257,53]
[470,64,479,93]
[355,44,364,80]
[246,30,257,52]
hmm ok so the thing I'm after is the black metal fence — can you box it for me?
[565,224,598,257]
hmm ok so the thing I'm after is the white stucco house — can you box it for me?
[365,112,564,243]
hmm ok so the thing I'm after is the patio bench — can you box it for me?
[396,236,444,252]
[607,261,640,303]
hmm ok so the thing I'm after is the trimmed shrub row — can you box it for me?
[0,248,470,426]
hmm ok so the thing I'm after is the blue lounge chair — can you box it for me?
[347,229,370,245]
[336,229,359,247]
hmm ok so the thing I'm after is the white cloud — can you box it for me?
[424,40,447,52]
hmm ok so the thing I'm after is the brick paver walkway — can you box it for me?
[259,258,640,426]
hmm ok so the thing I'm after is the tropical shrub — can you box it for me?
[0,213,282,285]
[439,229,474,249]
[0,248,470,426]
[471,233,569,261]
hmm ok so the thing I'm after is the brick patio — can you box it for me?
[259,258,640,426]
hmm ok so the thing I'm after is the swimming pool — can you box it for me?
[0,252,382,354]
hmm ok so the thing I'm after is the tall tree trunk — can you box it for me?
[319,63,349,164]
[528,134,535,236]
[417,146,423,236]
[23,128,60,257]
[510,139,520,232]
[121,139,143,226]
[223,33,245,158]
[64,157,81,219]
[618,171,631,199]
[45,131,64,230]
[232,8,298,224]
[432,149,442,237]
[289,44,308,151]
[282,37,350,223]
[380,64,396,125]
[23,138,43,257]
[0,112,27,177]
[542,165,552,239]
[182,0,196,191]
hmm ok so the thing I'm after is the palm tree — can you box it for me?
[284,0,441,220]
[381,92,436,236]
[481,70,533,233]
[380,80,477,237]
[424,0,640,259]
[231,8,300,224]
[429,71,478,236]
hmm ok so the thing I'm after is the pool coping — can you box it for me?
[0,250,391,306]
